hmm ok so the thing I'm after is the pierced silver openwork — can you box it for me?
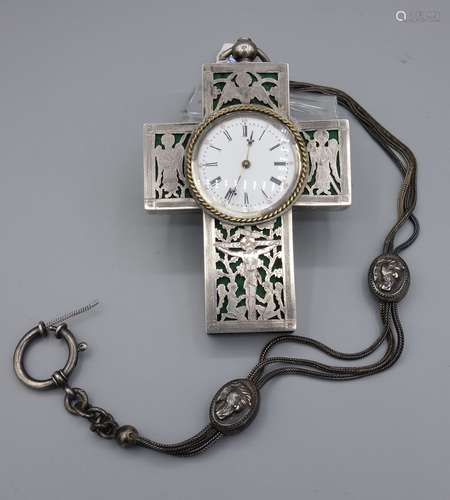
[143,38,351,334]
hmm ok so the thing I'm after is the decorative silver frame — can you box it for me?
[144,119,351,211]
[143,50,352,334]
[143,122,197,212]
[298,119,351,207]
[203,211,296,334]
[202,62,289,116]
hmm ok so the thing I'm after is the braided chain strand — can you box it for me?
[289,81,419,254]
[244,81,418,390]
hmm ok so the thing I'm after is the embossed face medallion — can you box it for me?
[369,254,410,302]
[209,379,259,434]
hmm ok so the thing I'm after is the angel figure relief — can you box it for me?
[213,72,280,110]
[256,281,284,320]
[154,133,188,198]
[218,281,247,321]
[305,129,341,195]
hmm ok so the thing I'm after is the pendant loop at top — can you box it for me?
[217,37,270,62]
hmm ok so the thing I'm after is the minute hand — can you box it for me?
[242,131,254,167]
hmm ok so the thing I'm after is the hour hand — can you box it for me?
[224,176,241,203]
[247,131,254,145]
[224,187,237,203]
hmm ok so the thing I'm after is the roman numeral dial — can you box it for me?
[223,129,232,141]
[192,109,302,220]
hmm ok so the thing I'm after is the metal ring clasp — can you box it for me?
[13,322,81,390]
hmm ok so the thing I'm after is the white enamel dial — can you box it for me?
[189,109,303,221]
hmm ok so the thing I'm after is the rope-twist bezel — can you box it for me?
[185,104,309,225]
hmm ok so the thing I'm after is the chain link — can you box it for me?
[63,386,118,439]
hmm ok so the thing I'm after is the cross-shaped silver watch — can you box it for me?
[144,37,351,334]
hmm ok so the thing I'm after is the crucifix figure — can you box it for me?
[215,231,280,321]
[144,38,351,334]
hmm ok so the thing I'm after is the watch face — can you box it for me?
[186,105,308,224]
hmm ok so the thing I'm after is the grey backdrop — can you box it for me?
[1,1,449,499]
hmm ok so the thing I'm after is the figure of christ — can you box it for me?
[215,235,279,321]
